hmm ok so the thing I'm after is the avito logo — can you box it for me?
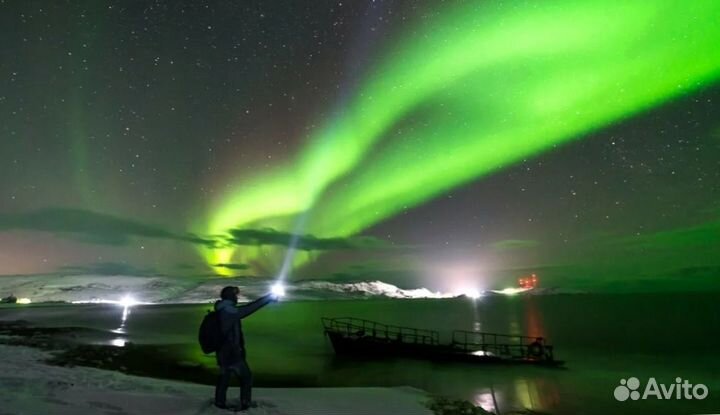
[614,377,709,401]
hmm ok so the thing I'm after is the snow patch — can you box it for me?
[298,280,455,299]
[0,344,432,415]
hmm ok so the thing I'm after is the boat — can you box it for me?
[321,317,563,367]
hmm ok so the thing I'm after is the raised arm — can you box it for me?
[236,293,274,319]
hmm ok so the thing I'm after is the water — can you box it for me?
[2,293,719,414]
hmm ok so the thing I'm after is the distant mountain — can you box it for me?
[0,274,587,304]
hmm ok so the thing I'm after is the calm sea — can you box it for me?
[2,294,719,415]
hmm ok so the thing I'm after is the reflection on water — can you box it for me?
[473,377,561,414]
[472,376,564,414]
[525,298,544,340]
[514,378,537,411]
[472,299,482,332]
[473,388,500,413]
[110,305,131,346]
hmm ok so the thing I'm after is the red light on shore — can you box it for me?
[517,274,539,289]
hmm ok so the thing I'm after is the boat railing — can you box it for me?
[451,330,553,360]
[322,317,440,346]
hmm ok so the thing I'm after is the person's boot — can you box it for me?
[239,400,258,411]
[214,401,229,410]
[215,379,230,409]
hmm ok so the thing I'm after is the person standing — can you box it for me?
[214,286,276,410]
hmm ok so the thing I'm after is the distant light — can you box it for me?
[456,287,481,299]
[71,297,151,306]
[111,338,127,347]
[491,287,530,296]
[271,282,286,297]
[119,295,138,308]
[466,289,481,299]
[16,298,31,304]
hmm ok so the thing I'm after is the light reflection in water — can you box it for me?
[468,299,561,413]
[475,379,550,414]
[525,298,544,339]
[111,305,131,346]
[472,300,482,332]
[514,378,536,410]
[474,387,501,414]
[121,305,130,325]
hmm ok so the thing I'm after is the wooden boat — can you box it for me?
[321,317,563,367]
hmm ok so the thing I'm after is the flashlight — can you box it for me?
[271,282,286,298]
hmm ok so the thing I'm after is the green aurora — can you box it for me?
[204,0,720,274]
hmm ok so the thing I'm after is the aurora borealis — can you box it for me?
[1,0,719,291]
[206,0,720,274]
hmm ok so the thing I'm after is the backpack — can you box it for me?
[198,310,223,354]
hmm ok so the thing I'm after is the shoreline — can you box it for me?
[0,343,439,415]
[0,320,498,415]
[0,320,314,387]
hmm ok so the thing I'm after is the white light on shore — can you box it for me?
[16,298,32,304]
[271,282,286,297]
[455,287,481,299]
[119,295,138,308]
[111,338,127,347]
[466,289,481,299]
[71,295,149,306]
[491,287,530,296]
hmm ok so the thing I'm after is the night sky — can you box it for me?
[1,0,719,292]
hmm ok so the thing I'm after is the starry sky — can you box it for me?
[1,0,719,292]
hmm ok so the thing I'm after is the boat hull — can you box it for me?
[325,330,563,367]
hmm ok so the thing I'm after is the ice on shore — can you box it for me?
[0,344,432,415]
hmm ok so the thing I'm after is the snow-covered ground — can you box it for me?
[0,344,432,415]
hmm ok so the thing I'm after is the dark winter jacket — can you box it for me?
[214,294,274,366]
